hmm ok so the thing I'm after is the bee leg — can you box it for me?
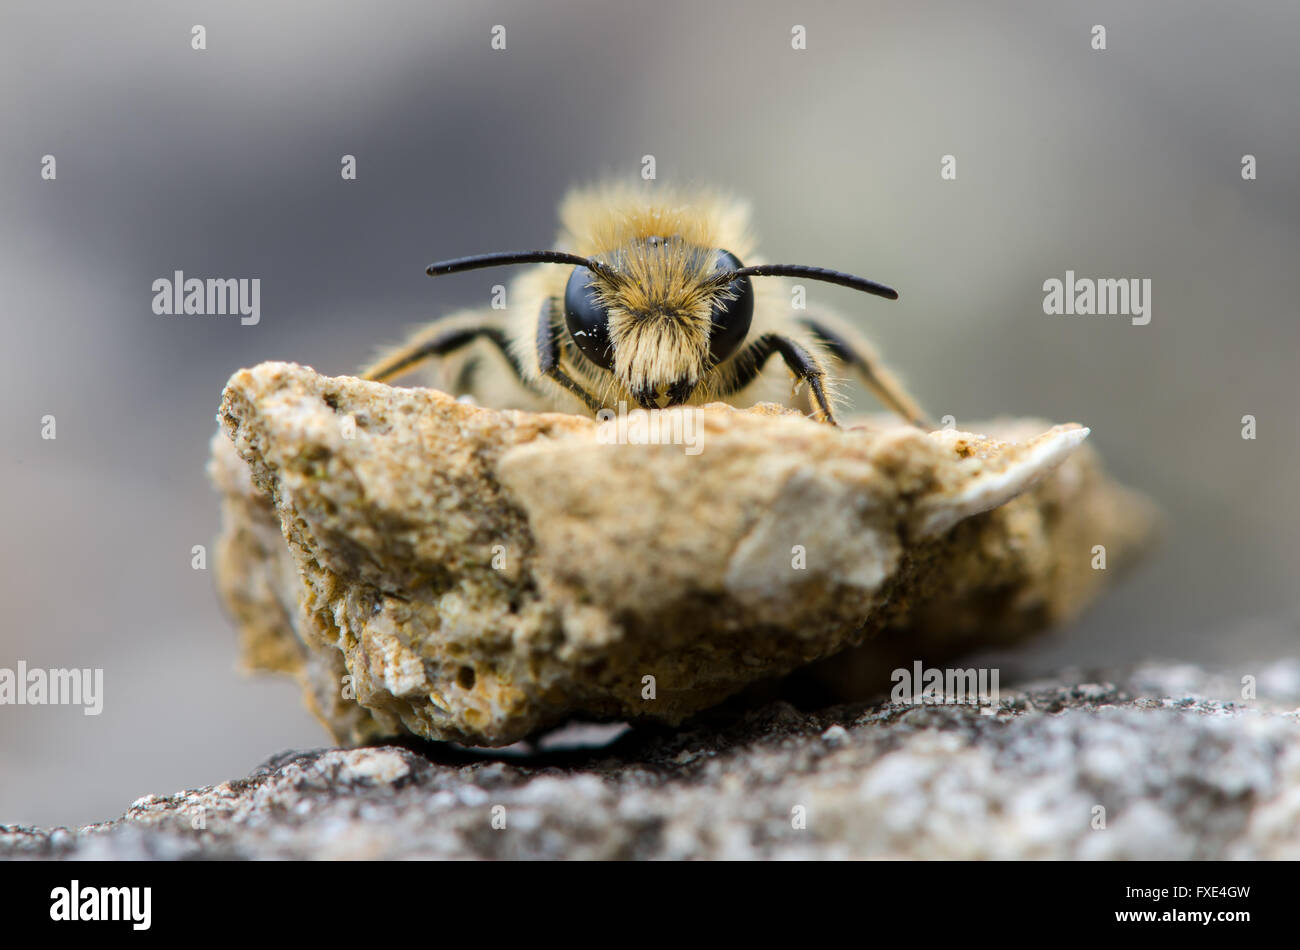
[361,318,527,385]
[536,298,603,413]
[725,333,839,425]
[796,315,933,429]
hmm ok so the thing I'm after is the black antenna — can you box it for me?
[724,263,898,300]
[426,251,617,281]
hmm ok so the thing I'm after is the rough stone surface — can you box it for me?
[3,662,1297,860]
[209,361,1158,746]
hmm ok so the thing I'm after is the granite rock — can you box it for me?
[3,662,1296,860]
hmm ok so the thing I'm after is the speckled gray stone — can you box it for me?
[4,661,1297,860]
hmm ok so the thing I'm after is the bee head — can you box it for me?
[564,237,754,407]
[425,215,897,413]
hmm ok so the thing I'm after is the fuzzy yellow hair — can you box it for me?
[557,181,756,263]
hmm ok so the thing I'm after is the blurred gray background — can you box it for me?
[2,0,1297,827]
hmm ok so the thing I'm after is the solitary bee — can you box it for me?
[361,182,930,428]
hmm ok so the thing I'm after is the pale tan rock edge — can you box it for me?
[210,362,1159,746]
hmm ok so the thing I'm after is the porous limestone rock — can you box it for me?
[4,662,1297,860]
[208,361,1158,746]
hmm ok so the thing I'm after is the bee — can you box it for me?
[361,182,931,428]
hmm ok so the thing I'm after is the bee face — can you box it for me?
[370,182,924,429]
[563,238,754,407]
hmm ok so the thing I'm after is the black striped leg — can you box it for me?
[536,298,602,413]
[361,321,527,385]
[725,333,838,425]
[797,316,933,429]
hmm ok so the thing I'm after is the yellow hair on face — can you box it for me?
[551,183,761,395]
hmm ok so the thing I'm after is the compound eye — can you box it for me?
[564,266,615,370]
[708,250,754,366]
